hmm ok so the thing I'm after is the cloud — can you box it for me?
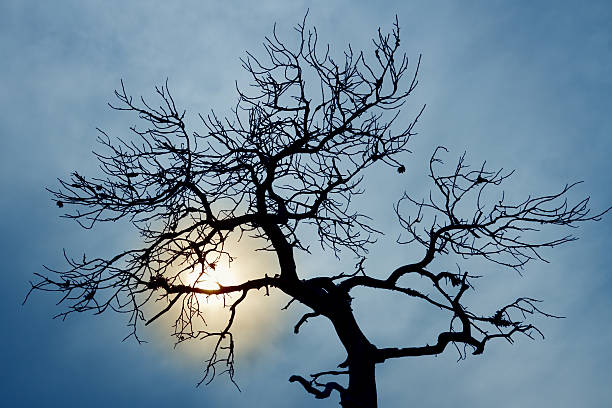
[2,1,610,407]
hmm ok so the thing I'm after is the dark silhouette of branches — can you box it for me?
[27,15,609,408]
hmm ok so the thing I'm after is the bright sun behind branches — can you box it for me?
[148,249,287,364]
[186,262,233,292]
[179,261,240,316]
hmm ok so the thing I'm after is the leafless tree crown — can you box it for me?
[28,16,609,408]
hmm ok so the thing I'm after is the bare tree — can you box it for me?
[28,16,609,408]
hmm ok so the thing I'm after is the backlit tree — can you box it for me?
[28,16,609,408]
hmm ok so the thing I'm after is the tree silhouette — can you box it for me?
[28,16,609,408]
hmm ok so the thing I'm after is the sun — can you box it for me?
[185,261,234,294]
[148,243,287,361]
[171,261,239,333]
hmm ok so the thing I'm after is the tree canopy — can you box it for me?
[28,16,609,408]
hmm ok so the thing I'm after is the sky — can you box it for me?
[1,1,611,407]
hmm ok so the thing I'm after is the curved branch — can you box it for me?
[289,375,346,400]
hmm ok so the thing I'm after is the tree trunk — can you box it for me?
[343,356,377,408]
[328,305,378,408]
[266,226,379,407]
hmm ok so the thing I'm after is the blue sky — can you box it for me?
[1,1,611,407]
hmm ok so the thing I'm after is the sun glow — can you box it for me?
[180,261,240,314]
[147,241,288,364]
[186,262,232,292]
